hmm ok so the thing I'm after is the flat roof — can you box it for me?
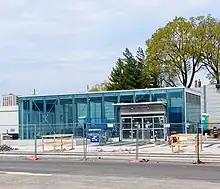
[113,101,167,106]
[185,88,201,96]
[19,86,185,98]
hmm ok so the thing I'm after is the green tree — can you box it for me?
[88,82,109,92]
[198,16,220,84]
[146,17,206,88]
[107,58,125,90]
[136,47,150,87]
[92,47,162,91]
[122,48,145,89]
[106,48,151,90]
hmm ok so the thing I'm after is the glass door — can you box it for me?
[121,117,132,139]
[143,117,154,140]
[121,115,165,140]
[153,116,165,139]
[132,117,142,140]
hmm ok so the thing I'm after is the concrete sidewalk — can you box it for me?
[2,138,220,155]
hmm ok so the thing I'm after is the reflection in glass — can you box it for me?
[121,116,165,140]
[132,118,142,129]
[132,129,143,140]
[122,118,131,129]
[154,117,164,124]
[123,130,132,139]
[143,117,153,128]
[143,129,154,140]
[154,123,163,128]
[154,129,164,139]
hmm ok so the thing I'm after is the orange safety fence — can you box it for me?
[41,134,74,152]
[169,134,203,153]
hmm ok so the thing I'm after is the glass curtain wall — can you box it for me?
[19,88,188,139]
[186,92,201,133]
[167,89,185,133]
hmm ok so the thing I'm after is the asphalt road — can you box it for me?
[0,159,220,183]
[1,159,220,188]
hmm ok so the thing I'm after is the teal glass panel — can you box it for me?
[167,89,185,133]
[104,96,118,122]
[134,90,150,95]
[89,97,102,119]
[75,98,87,119]
[103,92,119,97]
[120,93,134,103]
[135,94,150,102]
[186,92,201,124]
[151,93,167,102]
[150,89,167,94]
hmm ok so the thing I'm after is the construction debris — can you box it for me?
[130,158,150,163]
[96,147,135,153]
[0,144,18,151]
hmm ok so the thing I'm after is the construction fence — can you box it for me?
[1,122,220,142]
[0,123,220,163]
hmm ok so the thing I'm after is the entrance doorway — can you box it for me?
[121,116,165,140]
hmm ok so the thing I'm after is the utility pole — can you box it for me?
[196,123,200,164]
[83,123,87,160]
[85,123,88,158]
[34,124,37,159]
[136,123,139,160]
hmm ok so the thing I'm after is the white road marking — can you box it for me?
[0,171,52,177]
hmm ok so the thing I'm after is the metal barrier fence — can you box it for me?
[0,123,220,164]
[17,122,206,140]
[1,122,220,140]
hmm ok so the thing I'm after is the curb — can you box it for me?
[1,154,220,164]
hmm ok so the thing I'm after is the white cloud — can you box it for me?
[122,0,210,9]
[62,50,115,62]
[0,0,26,9]
[0,0,218,95]
[0,0,212,37]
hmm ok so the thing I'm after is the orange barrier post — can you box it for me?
[61,137,63,152]
[53,136,56,152]
[170,134,203,153]
[41,134,75,152]
[200,134,203,151]
[42,137,45,152]
[177,137,180,152]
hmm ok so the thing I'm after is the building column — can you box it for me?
[165,91,169,124]
[203,85,207,113]
[72,96,77,135]
[43,99,46,135]
[29,99,33,139]
[184,89,187,134]
[133,92,136,103]
[149,91,152,102]
[117,93,121,139]
[63,103,67,128]
[19,100,24,140]
[56,97,61,133]
[87,96,91,122]
[115,93,120,123]
[101,94,105,122]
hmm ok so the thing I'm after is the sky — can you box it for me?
[0,0,219,96]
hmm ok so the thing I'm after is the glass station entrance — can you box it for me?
[121,115,165,140]
[115,101,167,141]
